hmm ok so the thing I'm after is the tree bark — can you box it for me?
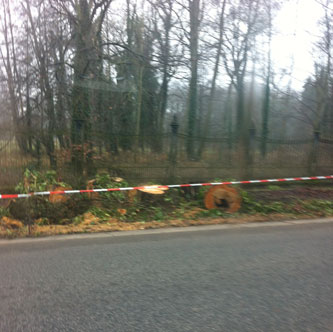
[198,0,227,158]
[186,0,200,160]
[261,1,272,157]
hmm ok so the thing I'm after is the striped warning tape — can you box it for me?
[0,175,332,200]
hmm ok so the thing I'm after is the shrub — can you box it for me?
[15,169,68,193]
[93,173,129,205]
[88,206,111,221]
[11,169,89,224]
[0,207,9,218]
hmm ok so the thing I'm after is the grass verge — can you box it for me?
[1,169,332,239]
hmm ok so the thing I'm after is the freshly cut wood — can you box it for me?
[128,185,169,204]
[111,177,124,182]
[128,190,138,203]
[138,185,169,195]
[49,186,71,203]
[86,180,99,200]
[204,185,241,213]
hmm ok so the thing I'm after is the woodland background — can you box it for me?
[0,0,332,191]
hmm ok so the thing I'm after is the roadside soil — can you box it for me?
[0,213,325,239]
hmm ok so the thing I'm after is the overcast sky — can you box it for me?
[272,0,326,90]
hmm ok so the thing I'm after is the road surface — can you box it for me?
[0,220,332,331]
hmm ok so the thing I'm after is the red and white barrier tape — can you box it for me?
[0,175,332,200]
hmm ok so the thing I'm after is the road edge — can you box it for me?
[0,217,332,245]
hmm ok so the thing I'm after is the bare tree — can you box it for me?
[186,0,202,159]
[198,0,227,157]
[23,0,59,168]
[54,0,113,176]
[0,0,25,150]
[315,0,332,138]
[149,0,177,149]
[261,0,281,156]
[222,0,261,138]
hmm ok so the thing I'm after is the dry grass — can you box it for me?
[0,140,332,191]
[0,149,49,189]
[0,212,323,239]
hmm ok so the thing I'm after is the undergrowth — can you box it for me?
[240,190,333,216]
[1,169,333,233]
[93,173,129,205]
[240,190,288,214]
[0,207,9,218]
[15,169,68,193]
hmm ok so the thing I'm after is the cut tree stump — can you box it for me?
[49,186,71,203]
[128,185,169,204]
[204,185,241,213]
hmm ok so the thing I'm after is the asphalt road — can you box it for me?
[0,221,332,332]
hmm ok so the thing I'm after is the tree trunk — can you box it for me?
[198,0,226,157]
[0,0,26,151]
[186,0,200,160]
[235,78,245,137]
[157,0,173,151]
[261,1,272,157]
[261,75,270,157]
[70,0,96,176]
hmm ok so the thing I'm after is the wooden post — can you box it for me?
[168,115,179,181]
[248,126,256,167]
[308,130,320,174]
